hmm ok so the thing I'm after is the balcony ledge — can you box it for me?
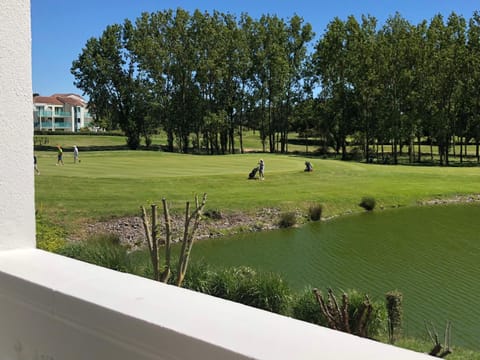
[0,248,434,359]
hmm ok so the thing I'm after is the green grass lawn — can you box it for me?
[34,130,321,153]
[34,150,480,232]
[34,134,127,148]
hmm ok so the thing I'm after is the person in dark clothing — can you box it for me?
[56,145,64,165]
[304,161,313,172]
[34,154,40,174]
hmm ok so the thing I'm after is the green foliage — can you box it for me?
[181,261,215,294]
[183,265,292,315]
[71,24,154,150]
[308,203,323,221]
[292,288,387,339]
[206,267,247,300]
[359,196,376,211]
[57,233,132,272]
[35,213,66,252]
[386,290,403,344]
[388,337,480,360]
[278,211,297,228]
[346,290,387,338]
[125,249,154,278]
[234,271,292,314]
[203,208,223,220]
[34,130,124,137]
[291,287,327,326]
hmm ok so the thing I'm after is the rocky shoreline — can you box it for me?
[83,207,285,250]
[81,194,480,250]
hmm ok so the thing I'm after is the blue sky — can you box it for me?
[32,0,480,96]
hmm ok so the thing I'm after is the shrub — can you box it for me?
[57,233,132,272]
[308,204,323,221]
[36,213,66,252]
[346,289,387,338]
[345,147,363,161]
[359,196,376,211]
[291,287,327,326]
[204,208,223,220]
[189,266,292,315]
[181,261,216,294]
[278,211,297,228]
[207,266,257,300]
[386,290,403,344]
[295,288,387,339]
[234,271,292,314]
[126,249,154,278]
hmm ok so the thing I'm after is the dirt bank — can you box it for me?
[80,194,480,250]
[83,207,285,250]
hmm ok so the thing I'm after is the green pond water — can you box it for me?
[192,204,480,349]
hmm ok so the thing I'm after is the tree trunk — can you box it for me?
[417,135,422,163]
[476,139,479,163]
[239,124,244,154]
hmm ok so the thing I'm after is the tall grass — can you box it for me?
[57,234,133,273]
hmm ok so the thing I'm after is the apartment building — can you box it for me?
[33,93,93,132]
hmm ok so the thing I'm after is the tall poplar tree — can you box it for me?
[71,24,151,149]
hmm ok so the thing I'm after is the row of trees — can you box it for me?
[314,11,480,165]
[72,8,313,153]
[72,9,480,164]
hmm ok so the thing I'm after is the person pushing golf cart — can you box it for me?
[247,159,265,180]
[248,165,259,179]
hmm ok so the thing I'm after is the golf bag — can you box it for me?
[248,166,259,179]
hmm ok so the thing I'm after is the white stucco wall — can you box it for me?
[0,0,35,249]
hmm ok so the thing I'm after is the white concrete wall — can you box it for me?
[0,1,435,359]
[0,0,35,249]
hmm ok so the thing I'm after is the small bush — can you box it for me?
[346,290,387,338]
[126,249,154,278]
[36,213,66,252]
[204,209,223,220]
[293,288,387,339]
[344,147,363,161]
[207,266,257,300]
[278,211,297,228]
[386,290,403,344]
[57,233,132,272]
[359,196,376,211]
[291,287,327,326]
[308,204,323,221]
[189,266,292,315]
[182,261,216,294]
[234,271,292,314]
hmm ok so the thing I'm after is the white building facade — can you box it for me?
[33,93,93,132]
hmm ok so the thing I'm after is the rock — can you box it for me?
[82,209,282,251]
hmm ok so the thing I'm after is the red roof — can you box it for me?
[33,96,63,105]
[57,96,84,106]
[34,94,86,107]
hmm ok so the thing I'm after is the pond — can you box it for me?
[192,204,480,349]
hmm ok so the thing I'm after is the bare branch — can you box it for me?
[160,198,171,283]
